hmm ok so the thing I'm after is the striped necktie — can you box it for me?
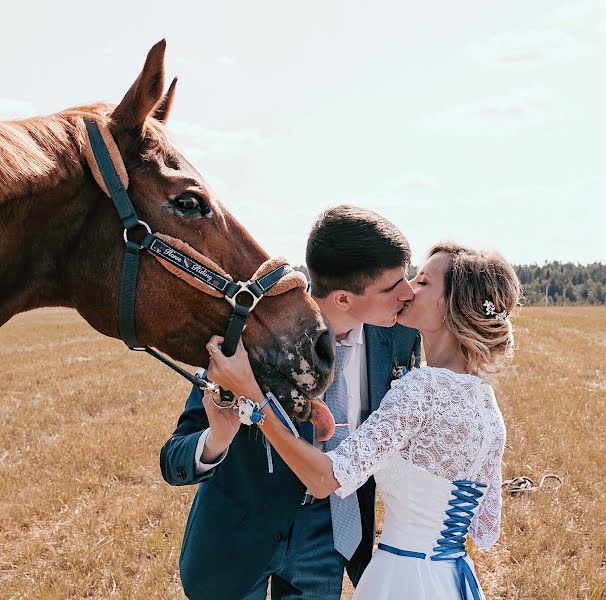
[324,343,362,560]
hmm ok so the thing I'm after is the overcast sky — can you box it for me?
[2,1,604,266]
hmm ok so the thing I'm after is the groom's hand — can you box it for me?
[201,391,240,462]
[206,336,265,402]
[200,336,241,461]
[201,335,266,462]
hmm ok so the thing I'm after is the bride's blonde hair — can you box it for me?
[428,242,522,374]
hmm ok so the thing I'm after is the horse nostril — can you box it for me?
[313,329,335,371]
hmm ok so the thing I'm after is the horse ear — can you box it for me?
[153,77,178,123]
[111,39,166,132]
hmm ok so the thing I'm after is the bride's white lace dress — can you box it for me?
[326,366,505,600]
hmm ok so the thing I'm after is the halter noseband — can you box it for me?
[83,118,306,399]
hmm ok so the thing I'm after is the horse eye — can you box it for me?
[172,194,213,218]
[174,194,199,211]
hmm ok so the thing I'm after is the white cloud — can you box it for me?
[416,87,575,137]
[485,176,606,212]
[168,119,271,161]
[467,29,600,69]
[399,177,606,265]
[367,173,442,206]
[217,56,235,66]
[547,0,606,29]
[175,55,196,67]
[0,98,36,120]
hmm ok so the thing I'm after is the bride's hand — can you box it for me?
[206,336,265,402]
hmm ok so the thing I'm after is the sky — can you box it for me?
[1,0,605,267]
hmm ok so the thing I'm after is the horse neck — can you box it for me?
[0,176,92,325]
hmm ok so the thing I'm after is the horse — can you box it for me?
[0,40,334,419]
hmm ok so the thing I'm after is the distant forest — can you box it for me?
[294,262,606,306]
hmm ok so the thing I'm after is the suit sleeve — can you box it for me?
[160,385,219,486]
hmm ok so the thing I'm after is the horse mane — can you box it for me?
[0,103,172,203]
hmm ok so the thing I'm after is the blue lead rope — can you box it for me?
[378,479,487,600]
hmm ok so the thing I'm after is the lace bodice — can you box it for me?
[327,367,505,549]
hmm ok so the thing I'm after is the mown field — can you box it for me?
[0,307,604,599]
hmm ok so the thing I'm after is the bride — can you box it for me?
[205,241,521,600]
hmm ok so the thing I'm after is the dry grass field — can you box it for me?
[0,307,604,599]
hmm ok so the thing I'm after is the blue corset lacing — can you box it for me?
[378,479,487,600]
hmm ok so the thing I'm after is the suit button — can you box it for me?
[273,531,283,542]
[176,469,187,481]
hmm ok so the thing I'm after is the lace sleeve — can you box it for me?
[470,426,505,549]
[326,369,432,498]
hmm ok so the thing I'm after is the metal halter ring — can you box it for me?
[123,220,152,244]
[211,393,238,410]
[226,283,263,311]
[203,382,237,410]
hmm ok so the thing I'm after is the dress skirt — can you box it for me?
[352,547,485,600]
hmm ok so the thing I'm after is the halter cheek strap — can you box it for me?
[82,118,306,395]
[82,121,129,195]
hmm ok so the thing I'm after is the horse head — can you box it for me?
[1,41,334,418]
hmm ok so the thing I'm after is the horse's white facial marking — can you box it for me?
[290,357,316,389]
[290,388,307,413]
[253,333,325,418]
[282,338,318,393]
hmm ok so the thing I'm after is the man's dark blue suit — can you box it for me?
[160,323,420,600]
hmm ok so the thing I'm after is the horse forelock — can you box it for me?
[0,103,175,204]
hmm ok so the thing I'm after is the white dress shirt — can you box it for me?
[335,323,368,433]
[314,324,367,451]
[195,427,229,473]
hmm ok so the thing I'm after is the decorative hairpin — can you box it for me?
[483,300,509,321]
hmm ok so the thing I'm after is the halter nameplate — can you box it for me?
[147,237,234,294]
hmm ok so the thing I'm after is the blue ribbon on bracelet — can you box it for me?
[261,392,300,474]
[236,392,300,474]
[264,392,300,437]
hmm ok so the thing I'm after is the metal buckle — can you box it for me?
[225,282,262,311]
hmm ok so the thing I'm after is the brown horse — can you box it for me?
[0,40,333,418]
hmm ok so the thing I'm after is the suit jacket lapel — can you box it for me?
[364,325,393,415]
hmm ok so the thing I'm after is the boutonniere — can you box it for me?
[390,353,418,388]
[409,351,417,372]
[390,359,405,388]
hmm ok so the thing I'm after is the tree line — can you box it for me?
[514,262,605,305]
[294,262,606,306]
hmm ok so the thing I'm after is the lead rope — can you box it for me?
[502,473,563,495]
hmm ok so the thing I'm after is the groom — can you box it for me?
[160,205,421,600]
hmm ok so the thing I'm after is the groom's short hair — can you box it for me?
[306,205,411,298]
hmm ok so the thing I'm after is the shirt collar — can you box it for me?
[337,323,365,347]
